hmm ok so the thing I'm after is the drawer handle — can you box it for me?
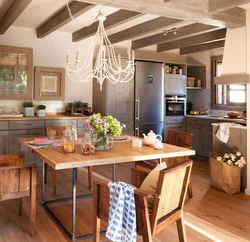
[174,119,178,121]
[24,124,32,126]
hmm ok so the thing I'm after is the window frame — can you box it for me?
[211,55,246,111]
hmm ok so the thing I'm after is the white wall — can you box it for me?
[0,26,188,114]
[0,26,93,113]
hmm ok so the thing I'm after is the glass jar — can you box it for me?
[61,126,75,153]
[81,132,95,155]
[94,130,114,151]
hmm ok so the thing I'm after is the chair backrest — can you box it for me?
[0,154,23,166]
[46,126,66,137]
[0,154,36,202]
[150,160,192,234]
[167,130,192,149]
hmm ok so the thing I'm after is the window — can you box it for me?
[211,56,246,110]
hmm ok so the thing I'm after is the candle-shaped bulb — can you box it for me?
[102,45,106,59]
[66,50,70,63]
[127,47,131,61]
[76,47,80,60]
[132,50,135,63]
[118,54,121,66]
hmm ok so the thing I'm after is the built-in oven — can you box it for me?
[165,95,186,116]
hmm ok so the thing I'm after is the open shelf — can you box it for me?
[187,87,204,90]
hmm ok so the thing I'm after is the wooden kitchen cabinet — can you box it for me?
[0,121,9,155]
[164,116,185,142]
[203,126,213,157]
[186,117,212,157]
[0,131,8,155]
[186,123,204,156]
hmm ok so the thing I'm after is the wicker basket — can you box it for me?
[187,77,195,87]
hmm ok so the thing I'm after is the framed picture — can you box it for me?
[34,66,65,100]
[0,45,33,100]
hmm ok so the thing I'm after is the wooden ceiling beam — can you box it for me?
[78,0,246,28]
[37,1,94,38]
[157,28,226,52]
[73,9,143,42]
[0,0,32,35]
[108,17,181,44]
[180,40,225,55]
[209,0,250,14]
[132,23,218,50]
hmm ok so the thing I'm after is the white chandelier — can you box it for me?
[66,9,135,91]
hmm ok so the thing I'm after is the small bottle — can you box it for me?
[72,120,77,140]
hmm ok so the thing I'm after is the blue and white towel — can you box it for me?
[106,182,137,242]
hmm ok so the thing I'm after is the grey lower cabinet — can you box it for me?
[186,117,213,157]
[0,131,8,155]
[164,116,185,142]
[186,123,204,156]
[0,121,9,155]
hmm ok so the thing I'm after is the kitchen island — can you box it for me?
[212,123,247,190]
[185,115,246,157]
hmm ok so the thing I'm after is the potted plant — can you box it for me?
[242,108,246,119]
[36,104,46,118]
[22,100,34,117]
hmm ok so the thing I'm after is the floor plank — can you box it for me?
[0,159,250,241]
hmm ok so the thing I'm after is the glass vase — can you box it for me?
[94,131,113,151]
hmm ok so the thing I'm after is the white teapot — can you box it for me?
[154,140,163,150]
[142,130,162,146]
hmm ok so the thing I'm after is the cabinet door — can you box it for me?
[164,124,185,142]
[8,129,45,154]
[186,124,203,156]
[0,131,8,155]
[203,126,213,157]
[165,74,186,95]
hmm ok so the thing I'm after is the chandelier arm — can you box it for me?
[65,7,135,88]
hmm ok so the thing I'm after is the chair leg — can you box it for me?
[76,168,78,180]
[53,170,57,195]
[187,182,193,198]
[176,217,187,242]
[88,166,93,190]
[31,167,36,237]
[18,198,22,216]
[44,163,48,184]
[93,183,100,242]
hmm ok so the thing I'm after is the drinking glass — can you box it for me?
[49,130,56,142]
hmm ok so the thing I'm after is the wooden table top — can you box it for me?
[19,137,195,170]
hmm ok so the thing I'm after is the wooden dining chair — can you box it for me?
[93,160,193,242]
[45,126,93,194]
[0,154,36,236]
[136,130,193,198]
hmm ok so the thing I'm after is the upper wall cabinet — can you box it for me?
[0,46,33,100]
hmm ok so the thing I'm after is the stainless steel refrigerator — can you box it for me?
[134,61,164,138]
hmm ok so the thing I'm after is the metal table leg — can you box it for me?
[112,164,116,182]
[41,164,106,241]
[72,168,77,241]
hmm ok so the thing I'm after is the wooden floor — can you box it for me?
[0,159,250,242]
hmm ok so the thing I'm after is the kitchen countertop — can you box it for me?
[0,114,88,121]
[185,114,247,124]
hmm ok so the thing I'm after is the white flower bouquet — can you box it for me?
[210,151,245,194]
[214,152,246,168]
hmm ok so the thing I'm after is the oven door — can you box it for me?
[165,100,185,116]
